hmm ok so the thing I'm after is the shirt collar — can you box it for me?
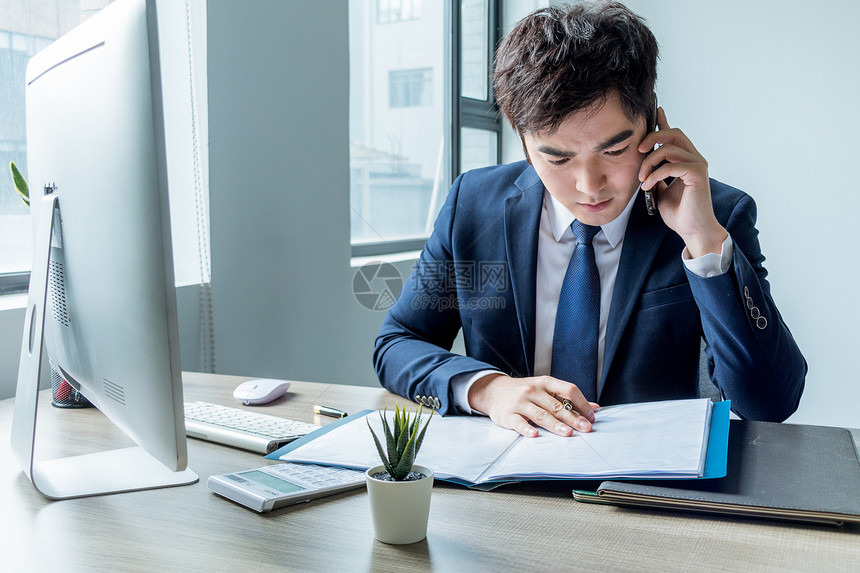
[545,188,639,248]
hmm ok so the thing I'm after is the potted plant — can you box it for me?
[365,405,434,544]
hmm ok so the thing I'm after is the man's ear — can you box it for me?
[519,133,532,165]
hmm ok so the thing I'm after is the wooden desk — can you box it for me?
[1,372,858,572]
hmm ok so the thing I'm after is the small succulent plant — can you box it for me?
[367,405,433,481]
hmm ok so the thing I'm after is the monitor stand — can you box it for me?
[10,193,198,499]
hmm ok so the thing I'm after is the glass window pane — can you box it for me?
[460,127,498,174]
[350,0,448,244]
[388,68,433,108]
[460,0,489,100]
[0,1,114,276]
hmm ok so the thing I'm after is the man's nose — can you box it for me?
[574,157,606,197]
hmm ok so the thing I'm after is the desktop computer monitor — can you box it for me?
[10,0,198,498]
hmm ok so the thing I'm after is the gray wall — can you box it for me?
[617,0,860,427]
[205,0,400,388]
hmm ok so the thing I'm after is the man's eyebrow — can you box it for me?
[536,144,572,157]
[595,129,635,152]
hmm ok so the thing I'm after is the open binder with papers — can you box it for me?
[267,398,731,489]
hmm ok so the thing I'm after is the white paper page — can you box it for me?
[485,399,712,481]
[279,410,520,483]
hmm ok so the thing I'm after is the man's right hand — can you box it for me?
[467,373,597,438]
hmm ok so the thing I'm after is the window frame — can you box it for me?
[451,0,503,182]
[351,0,502,258]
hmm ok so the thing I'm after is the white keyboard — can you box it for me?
[184,401,320,454]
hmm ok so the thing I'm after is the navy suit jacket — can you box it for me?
[374,161,806,422]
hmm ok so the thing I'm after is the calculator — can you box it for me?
[208,462,367,512]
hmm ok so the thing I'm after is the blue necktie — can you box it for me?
[551,220,601,402]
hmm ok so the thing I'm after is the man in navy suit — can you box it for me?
[373,2,806,437]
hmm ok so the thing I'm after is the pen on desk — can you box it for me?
[314,404,348,419]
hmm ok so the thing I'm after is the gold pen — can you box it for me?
[314,404,347,419]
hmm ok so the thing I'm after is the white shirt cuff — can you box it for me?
[450,370,499,415]
[682,234,734,278]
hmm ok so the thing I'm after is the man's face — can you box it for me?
[522,91,648,227]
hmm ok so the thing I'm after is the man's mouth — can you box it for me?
[580,199,612,213]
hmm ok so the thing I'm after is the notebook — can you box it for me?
[573,420,860,525]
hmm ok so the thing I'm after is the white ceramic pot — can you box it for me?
[365,464,434,545]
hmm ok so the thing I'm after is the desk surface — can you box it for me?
[1,372,858,572]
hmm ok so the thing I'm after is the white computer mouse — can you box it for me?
[232,378,291,405]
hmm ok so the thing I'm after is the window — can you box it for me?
[0,2,113,294]
[460,126,498,173]
[350,0,500,255]
[0,0,209,293]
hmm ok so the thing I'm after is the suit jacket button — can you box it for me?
[756,316,768,330]
[433,397,441,409]
[750,306,760,320]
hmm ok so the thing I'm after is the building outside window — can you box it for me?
[350,0,449,249]
[389,68,433,108]
[350,0,500,255]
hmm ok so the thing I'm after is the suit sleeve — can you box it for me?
[686,192,806,422]
[373,175,500,415]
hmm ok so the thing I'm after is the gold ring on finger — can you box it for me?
[562,399,573,411]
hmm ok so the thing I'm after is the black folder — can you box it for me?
[573,420,860,525]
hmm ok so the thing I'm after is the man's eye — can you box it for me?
[548,157,570,166]
[605,146,629,157]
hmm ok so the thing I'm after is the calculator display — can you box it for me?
[241,470,306,494]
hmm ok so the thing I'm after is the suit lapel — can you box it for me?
[600,192,668,395]
[504,167,544,376]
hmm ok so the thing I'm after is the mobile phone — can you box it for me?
[642,94,659,216]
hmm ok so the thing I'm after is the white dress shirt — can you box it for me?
[451,189,733,414]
